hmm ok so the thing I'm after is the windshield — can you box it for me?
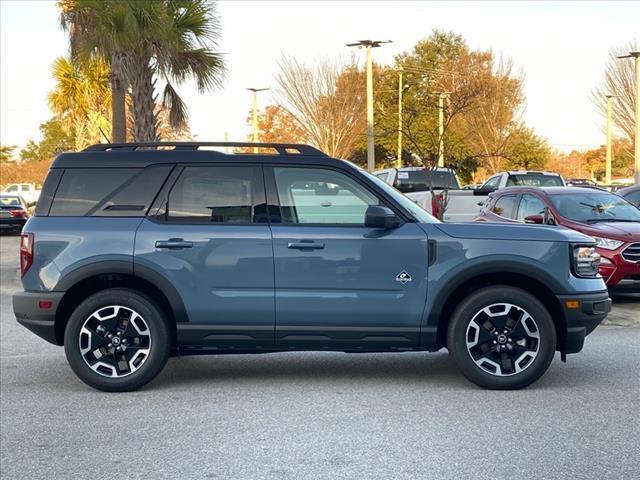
[550,192,640,223]
[366,172,439,223]
[0,196,21,206]
[393,170,460,193]
[507,174,563,187]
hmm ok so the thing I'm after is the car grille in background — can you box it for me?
[621,243,640,263]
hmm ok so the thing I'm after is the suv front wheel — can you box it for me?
[64,288,171,392]
[447,286,557,390]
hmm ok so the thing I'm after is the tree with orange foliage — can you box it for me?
[247,105,306,144]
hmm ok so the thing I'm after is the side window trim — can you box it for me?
[264,164,406,227]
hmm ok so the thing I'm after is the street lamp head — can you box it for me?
[346,40,392,48]
[617,51,640,59]
[246,87,270,92]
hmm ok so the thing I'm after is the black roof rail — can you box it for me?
[83,142,327,156]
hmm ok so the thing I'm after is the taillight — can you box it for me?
[20,233,34,277]
[10,210,26,218]
[431,193,443,219]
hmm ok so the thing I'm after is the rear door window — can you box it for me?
[165,166,264,224]
[393,170,460,193]
[507,175,563,187]
[491,195,518,219]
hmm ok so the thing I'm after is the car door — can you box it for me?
[134,164,274,349]
[267,165,429,350]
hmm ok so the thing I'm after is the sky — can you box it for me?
[1,0,638,154]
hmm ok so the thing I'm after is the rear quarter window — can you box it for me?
[48,166,172,217]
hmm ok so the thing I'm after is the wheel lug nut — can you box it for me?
[108,343,112,347]
[493,340,497,344]
[108,334,113,339]
[508,338,512,342]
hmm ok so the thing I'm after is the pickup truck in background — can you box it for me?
[1,183,41,206]
[375,167,566,222]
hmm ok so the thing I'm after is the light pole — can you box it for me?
[437,92,450,168]
[605,94,620,185]
[617,51,640,184]
[247,87,269,153]
[397,67,403,168]
[347,40,392,172]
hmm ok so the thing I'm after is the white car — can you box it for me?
[2,183,41,205]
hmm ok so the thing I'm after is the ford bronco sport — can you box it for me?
[13,142,610,391]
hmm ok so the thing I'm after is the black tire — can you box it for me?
[447,286,556,390]
[64,288,171,392]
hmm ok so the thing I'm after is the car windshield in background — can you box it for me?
[507,175,563,187]
[550,192,640,223]
[0,196,21,206]
[393,170,460,192]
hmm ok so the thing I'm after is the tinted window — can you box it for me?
[622,190,640,208]
[393,170,460,193]
[167,166,261,223]
[6,185,18,192]
[491,195,518,218]
[92,165,172,217]
[516,194,546,221]
[549,192,640,223]
[273,167,378,224]
[507,174,563,187]
[50,168,141,216]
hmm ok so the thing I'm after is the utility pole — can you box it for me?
[437,92,449,168]
[605,94,620,185]
[347,40,392,172]
[247,87,269,153]
[617,51,640,184]
[397,67,403,168]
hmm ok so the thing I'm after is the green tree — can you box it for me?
[59,0,129,142]
[48,56,111,150]
[19,119,74,161]
[1,145,17,163]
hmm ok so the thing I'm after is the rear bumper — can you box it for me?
[556,290,611,354]
[13,291,64,345]
[0,218,26,230]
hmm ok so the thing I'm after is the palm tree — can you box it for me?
[58,0,129,143]
[48,56,112,150]
[58,0,225,143]
[124,0,226,141]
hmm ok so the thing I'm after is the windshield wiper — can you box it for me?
[585,218,638,223]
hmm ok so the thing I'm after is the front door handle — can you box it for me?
[155,238,193,249]
[287,241,325,250]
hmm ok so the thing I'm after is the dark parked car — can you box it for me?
[475,186,640,292]
[617,183,640,209]
[14,142,609,392]
[0,193,29,233]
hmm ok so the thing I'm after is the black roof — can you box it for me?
[51,142,351,169]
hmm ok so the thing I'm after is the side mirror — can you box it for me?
[474,187,495,196]
[365,205,401,229]
[524,214,544,224]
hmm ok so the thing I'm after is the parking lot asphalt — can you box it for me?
[1,234,639,480]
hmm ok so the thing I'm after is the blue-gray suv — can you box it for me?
[13,142,611,391]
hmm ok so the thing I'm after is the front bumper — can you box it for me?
[556,290,611,354]
[13,291,64,345]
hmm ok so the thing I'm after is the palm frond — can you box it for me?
[162,82,189,129]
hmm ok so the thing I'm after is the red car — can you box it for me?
[475,186,640,292]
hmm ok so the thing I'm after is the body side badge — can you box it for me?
[396,271,412,284]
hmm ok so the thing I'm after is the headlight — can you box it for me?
[592,236,624,250]
[572,246,601,278]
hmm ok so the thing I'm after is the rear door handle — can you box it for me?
[287,241,325,250]
[155,238,193,249]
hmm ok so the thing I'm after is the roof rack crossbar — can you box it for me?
[83,142,327,156]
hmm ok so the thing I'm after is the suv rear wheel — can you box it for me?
[447,286,556,390]
[64,288,171,392]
